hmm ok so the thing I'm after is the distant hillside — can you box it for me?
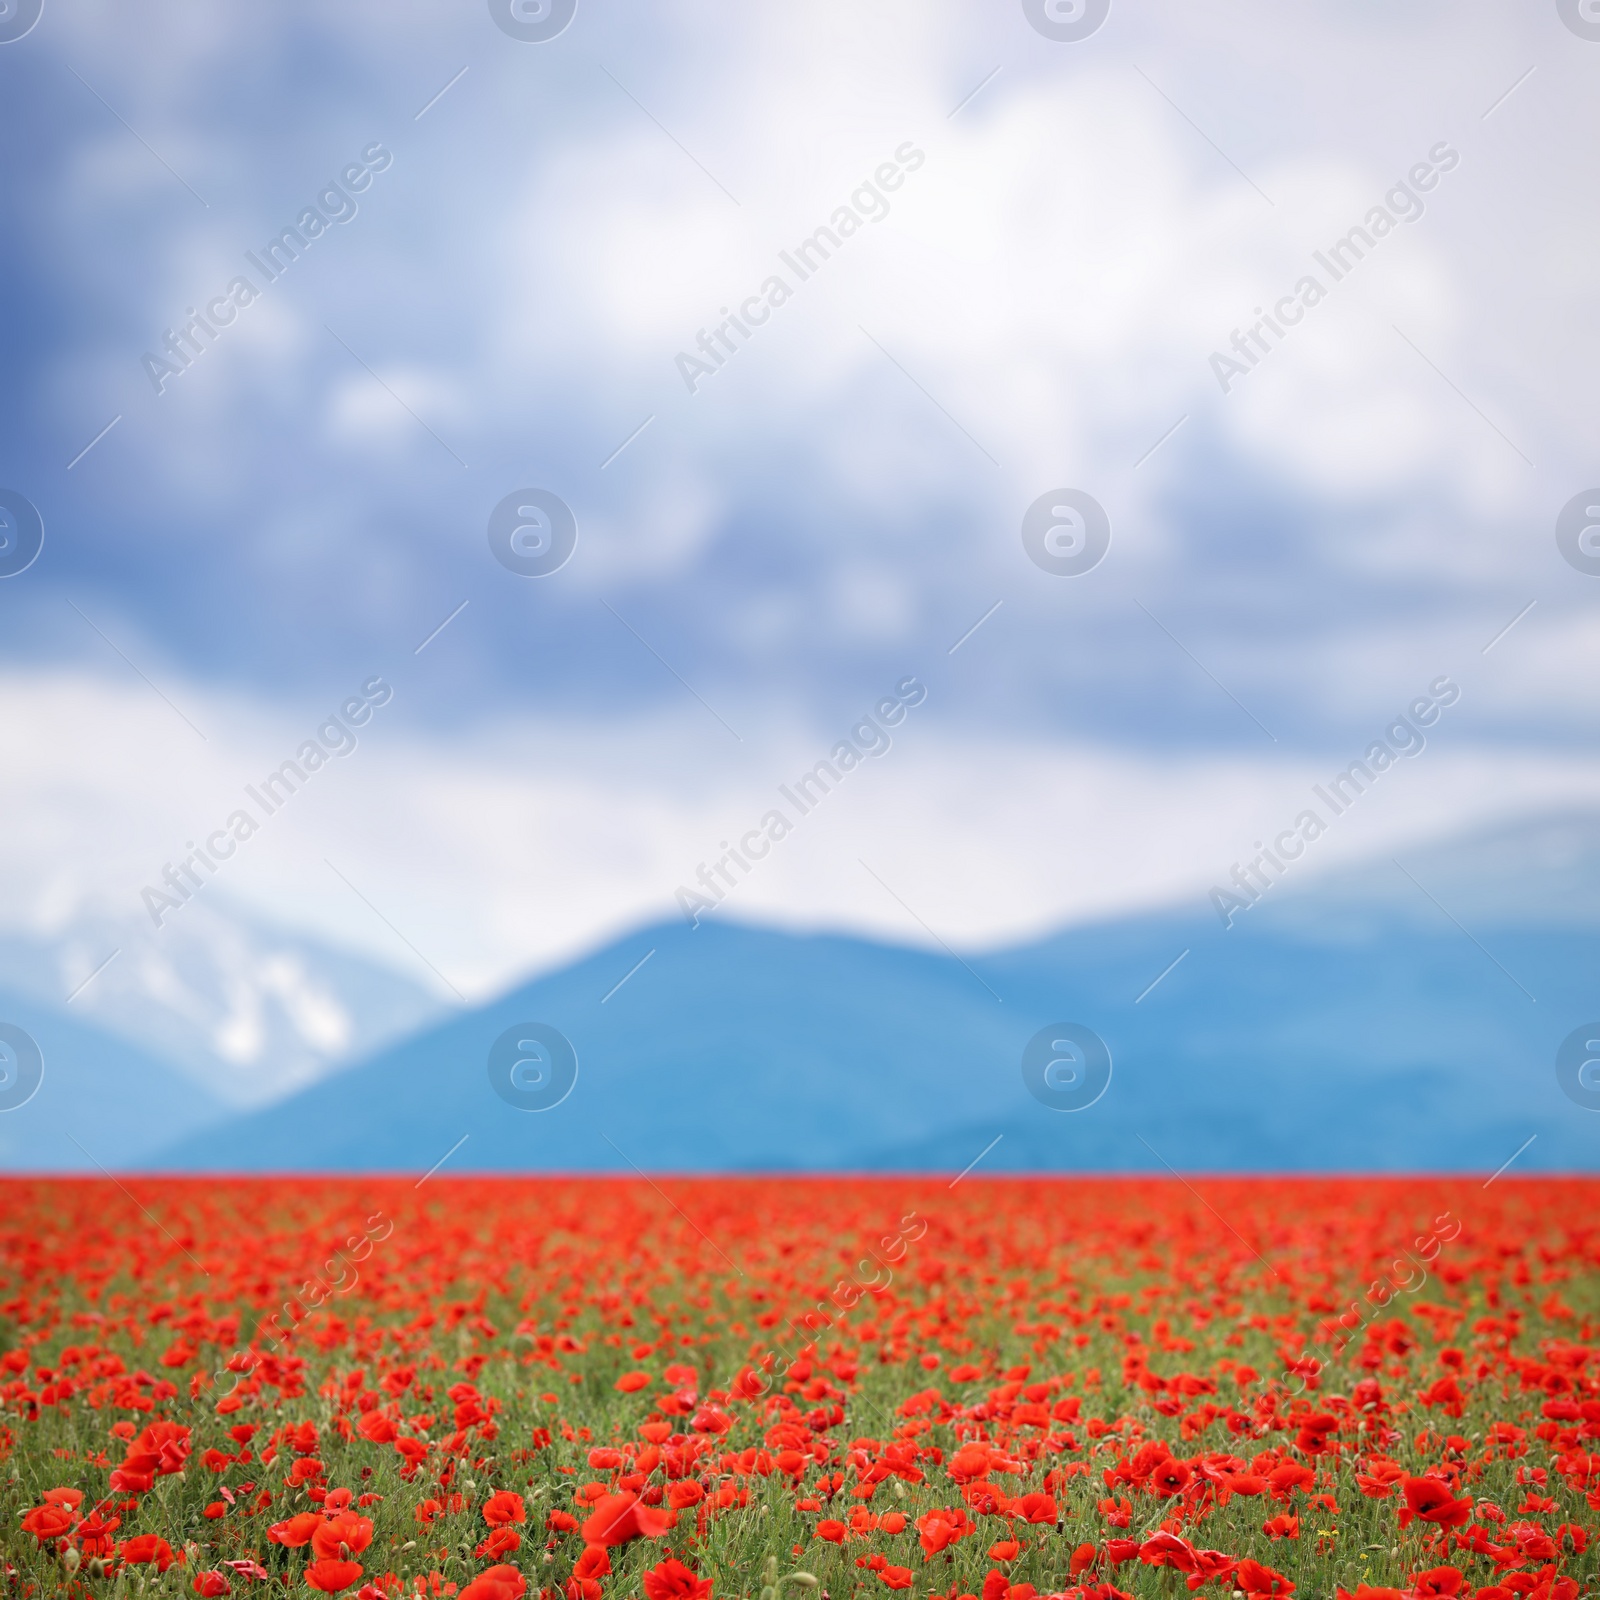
[0,983,228,1169]
[146,809,1600,1174]
[0,890,444,1107]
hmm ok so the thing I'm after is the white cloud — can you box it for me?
[9,0,1599,1066]
[34,1,1596,635]
[4,669,1599,1006]
[326,366,466,447]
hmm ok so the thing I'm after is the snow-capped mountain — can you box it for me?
[0,889,446,1107]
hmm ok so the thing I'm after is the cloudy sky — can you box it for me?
[2,0,1598,998]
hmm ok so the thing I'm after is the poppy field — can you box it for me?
[1,1177,1596,1600]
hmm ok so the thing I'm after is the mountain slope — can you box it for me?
[150,809,1600,1173]
[154,920,1015,1171]
[0,890,444,1107]
[0,983,228,1169]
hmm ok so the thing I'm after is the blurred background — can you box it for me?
[1,0,1597,1172]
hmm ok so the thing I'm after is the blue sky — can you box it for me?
[1,1,1598,994]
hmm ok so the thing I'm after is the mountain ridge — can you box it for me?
[0,888,444,1108]
[137,808,1600,1175]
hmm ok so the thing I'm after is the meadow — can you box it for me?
[1,1177,1594,1600]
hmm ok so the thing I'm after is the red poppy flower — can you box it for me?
[963,1482,1011,1516]
[121,1535,177,1572]
[73,1513,120,1557]
[1139,1532,1198,1574]
[730,1365,768,1399]
[1183,1550,1239,1593]
[643,1557,714,1600]
[1406,1568,1464,1598]
[112,1420,192,1494]
[269,1511,324,1548]
[483,1490,527,1527]
[917,1510,968,1557]
[582,1492,676,1546]
[1009,1492,1057,1524]
[1236,1559,1295,1597]
[460,1567,528,1600]
[947,1445,994,1483]
[1510,1527,1558,1562]
[357,1412,398,1444]
[1524,1572,1579,1600]
[312,1512,374,1560]
[192,1573,232,1598]
[1421,1378,1464,1419]
[21,1504,75,1544]
[1398,1477,1472,1530]
[305,1558,365,1594]
[574,1545,613,1581]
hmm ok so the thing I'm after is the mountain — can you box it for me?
[1246,807,1600,935]
[0,890,445,1108]
[0,981,229,1169]
[148,809,1600,1174]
